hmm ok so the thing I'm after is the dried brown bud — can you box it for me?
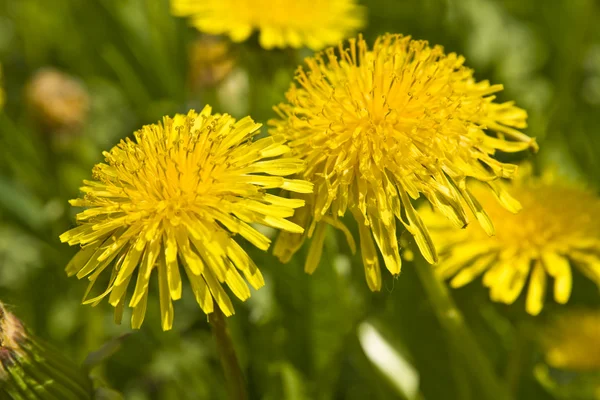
[189,35,236,89]
[26,68,90,132]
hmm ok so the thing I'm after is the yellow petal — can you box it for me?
[185,267,214,314]
[203,268,234,316]
[526,261,546,315]
[225,266,251,301]
[450,253,496,288]
[369,214,401,275]
[163,230,182,300]
[542,252,572,304]
[65,245,97,277]
[158,257,175,331]
[131,291,148,329]
[130,237,160,307]
[322,216,357,254]
[398,184,438,264]
[500,256,531,304]
[355,211,381,291]
[459,187,494,236]
[114,236,146,286]
[305,222,327,274]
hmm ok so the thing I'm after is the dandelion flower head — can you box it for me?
[269,34,537,291]
[60,106,312,330]
[171,0,365,50]
[420,170,600,315]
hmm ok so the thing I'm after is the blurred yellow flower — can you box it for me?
[171,0,365,50]
[60,106,312,330]
[542,310,600,370]
[420,171,600,315]
[269,34,536,291]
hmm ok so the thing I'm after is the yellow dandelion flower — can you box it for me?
[420,171,600,315]
[171,0,365,50]
[269,34,537,291]
[60,106,312,330]
[542,310,600,371]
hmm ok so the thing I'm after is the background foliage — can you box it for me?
[0,0,599,399]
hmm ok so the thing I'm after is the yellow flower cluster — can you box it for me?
[61,25,598,331]
[269,34,536,290]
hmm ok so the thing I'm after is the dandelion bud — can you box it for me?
[0,302,94,399]
[189,36,236,89]
[26,68,90,132]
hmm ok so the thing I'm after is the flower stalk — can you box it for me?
[414,261,511,400]
[209,307,248,400]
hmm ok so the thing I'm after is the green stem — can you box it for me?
[414,261,511,400]
[209,307,248,400]
[505,322,532,398]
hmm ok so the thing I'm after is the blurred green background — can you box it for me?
[0,0,599,399]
